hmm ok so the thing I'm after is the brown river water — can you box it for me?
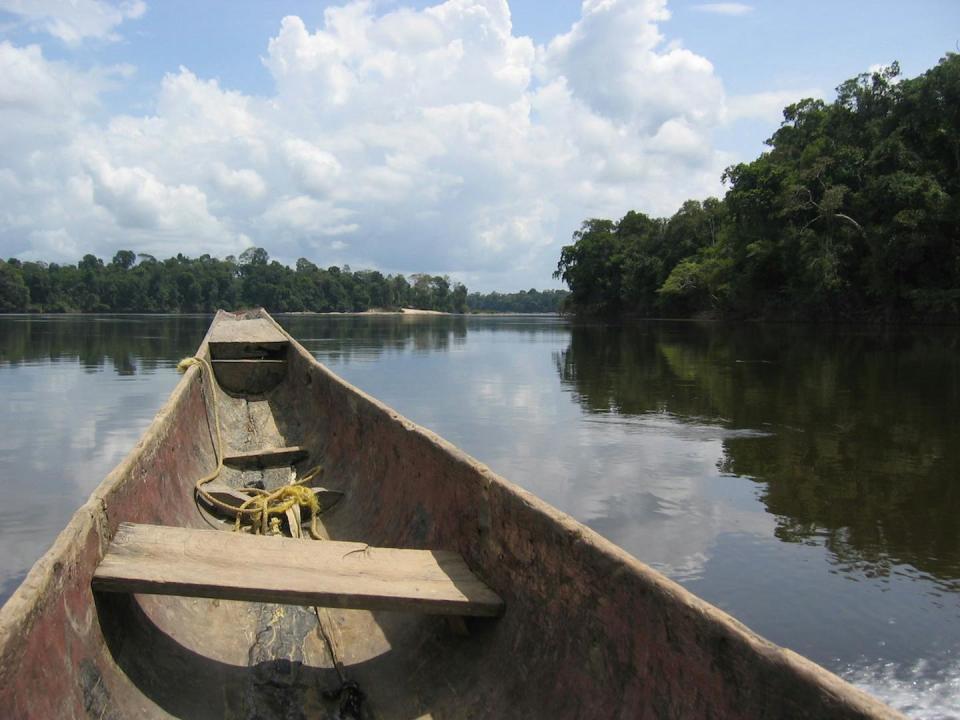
[0,313,957,717]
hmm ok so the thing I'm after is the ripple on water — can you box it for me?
[842,656,960,720]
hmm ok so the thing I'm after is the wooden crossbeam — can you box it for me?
[208,318,287,346]
[93,523,504,617]
[223,445,308,469]
[208,318,289,360]
[211,359,287,394]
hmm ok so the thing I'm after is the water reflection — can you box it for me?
[0,314,212,370]
[556,322,960,588]
[280,313,565,361]
[0,314,211,612]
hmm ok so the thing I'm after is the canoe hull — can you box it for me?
[0,309,902,719]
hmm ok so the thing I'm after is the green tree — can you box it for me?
[554,219,621,315]
[0,261,30,311]
[409,273,433,309]
[451,282,468,313]
[430,275,451,311]
[389,274,411,308]
[111,250,136,270]
[558,53,960,323]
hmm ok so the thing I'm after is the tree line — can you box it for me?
[0,246,569,314]
[555,54,960,322]
[466,288,568,313]
[0,247,469,314]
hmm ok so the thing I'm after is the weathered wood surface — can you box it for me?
[92,523,504,617]
[208,317,289,364]
[211,359,287,394]
[223,445,308,469]
[208,318,287,346]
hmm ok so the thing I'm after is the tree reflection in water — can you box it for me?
[555,321,960,589]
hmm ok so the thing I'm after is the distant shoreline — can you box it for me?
[283,309,564,317]
[284,307,451,316]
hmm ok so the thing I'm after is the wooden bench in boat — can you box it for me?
[207,317,289,359]
[222,445,309,469]
[207,316,290,393]
[92,523,504,617]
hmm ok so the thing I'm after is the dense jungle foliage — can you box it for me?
[466,288,568,313]
[0,247,469,313]
[555,55,960,322]
[0,246,565,314]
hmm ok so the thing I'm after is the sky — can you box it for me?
[0,1,957,291]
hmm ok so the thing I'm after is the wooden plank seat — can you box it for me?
[207,317,289,360]
[92,523,504,617]
[223,445,309,469]
[207,317,290,392]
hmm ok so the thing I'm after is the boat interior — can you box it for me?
[93,311,510,719]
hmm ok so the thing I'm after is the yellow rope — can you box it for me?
[235,482,323,538]
[177,356,324,539]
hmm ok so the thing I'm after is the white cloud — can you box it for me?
[539,0,723,131]
[692,3,753,16]
[0,0,145,45]
[0,41,106,119]
[211,164,267,202]
[0,0,793,289]
[260,195,358,236]
[83,152,215,233]
[283,139,342,195]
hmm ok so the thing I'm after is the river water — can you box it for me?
[0,313,957,717]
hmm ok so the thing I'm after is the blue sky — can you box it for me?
[0,0,957,290]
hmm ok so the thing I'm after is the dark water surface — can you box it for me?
[1,314,958,717]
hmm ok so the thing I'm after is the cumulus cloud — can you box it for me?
[0,0,145,45]
[283,139,343,195]
[0,0,809,289]
[211,164,267,203]
[0,40,119,125]
[539,0,723,131]
[83,151,223,236]
[260,195,358,237]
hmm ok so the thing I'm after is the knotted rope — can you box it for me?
[234,467,324,539]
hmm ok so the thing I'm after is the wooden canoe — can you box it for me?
[0,309,903,719]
